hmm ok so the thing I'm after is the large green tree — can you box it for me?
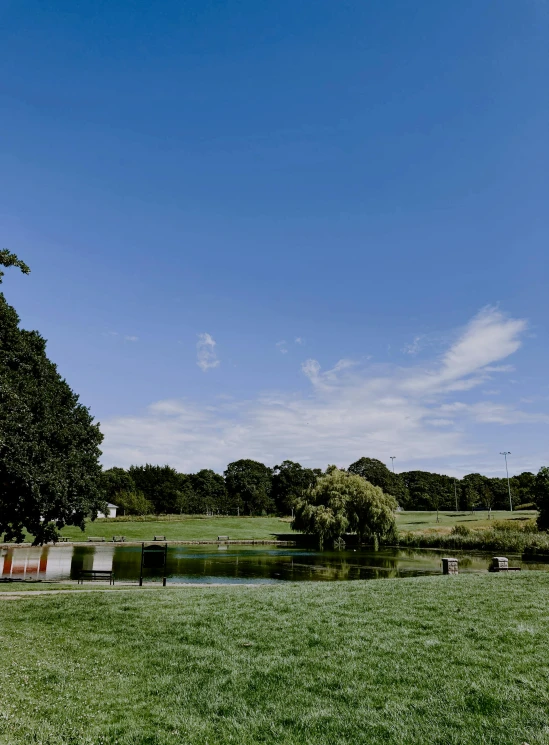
[535,467,549,531]
[348,457,408,506]
[271,460,321,515]
[293,466,397,549]
[224,459,274,515]
[189,469,228,514]
[0,251,105,544]
[128,464,191,514]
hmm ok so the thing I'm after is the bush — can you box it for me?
[398,528,549,555]
[451,525,472,536]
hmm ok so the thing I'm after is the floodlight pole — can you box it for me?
[500,452,512,512]
[390,457,396,473]
[454,478,458,512]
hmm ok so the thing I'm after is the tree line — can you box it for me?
[102,457,542,517]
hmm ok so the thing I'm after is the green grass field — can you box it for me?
[53,516,292,542]
[2,573,549,744]
[396,509,537,533]
[30,510,537,543]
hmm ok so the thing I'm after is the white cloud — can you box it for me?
[102,307,540,475]
[276,340,288,354]
[402,336,423,355]
[295,337,304,345]
[196,333,220,372]
[125,335,139,342]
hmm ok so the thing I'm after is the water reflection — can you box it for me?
[0,545,544,584]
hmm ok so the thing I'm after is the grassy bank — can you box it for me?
[48,516,292,543]
[2,573,549,744]
[398,527,549,554]
[396,509,537,533]
[13,510,534,545]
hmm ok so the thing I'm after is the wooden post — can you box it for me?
[139,542,144,586]
[163,542,167,586]
[442,557,458,575]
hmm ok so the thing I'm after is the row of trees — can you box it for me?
[103,457,542,517]
[102,460,321,516]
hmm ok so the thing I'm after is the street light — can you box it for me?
[500,452,513,512]
[390,457,396,473]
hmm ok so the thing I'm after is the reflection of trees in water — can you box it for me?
[52,544,546,583]
[70,546,94,579]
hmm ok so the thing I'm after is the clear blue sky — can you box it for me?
[2,0,548,476]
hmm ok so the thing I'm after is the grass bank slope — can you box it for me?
[396,509,537,533]
[2,573,549,744]
[54,516,291,543]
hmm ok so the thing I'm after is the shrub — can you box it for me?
[451,524,472,536]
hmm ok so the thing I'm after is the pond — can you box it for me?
[2,544,549,584]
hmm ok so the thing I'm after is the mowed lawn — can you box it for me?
[396,509,537,534]
[19,510,537,544]
[2,573,549,744]
[53,516,292,542]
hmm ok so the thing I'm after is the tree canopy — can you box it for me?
[536,467,549,531]
[271,460,321,514]
[292,466,397,549]
[0,252,104,543]
[348,457,408,505]
[224,459,274,515]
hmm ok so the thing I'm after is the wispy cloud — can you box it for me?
[125,335,139,342]
[295,337,304,345]
[102,307,538,475]
[402,336,423,355]
[196,333,220,372]
[276,340,288,354]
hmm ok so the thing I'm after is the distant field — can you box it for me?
[54,516,292,543]
[11,510,537,542]
[2,573,549,744]
[396,509,537,534]
[12,511,537,544]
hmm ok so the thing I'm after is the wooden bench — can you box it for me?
[217,535,230,541]
[78,570,115,585]
[87,536,106,542]
[112,536,126,542]
[153,535,166,541]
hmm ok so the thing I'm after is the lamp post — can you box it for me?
[390,457,396,473]
[500,452,512,512]
[454,478,458,512]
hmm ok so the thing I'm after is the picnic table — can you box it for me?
[87,536,106,542]
[112,536,126,542]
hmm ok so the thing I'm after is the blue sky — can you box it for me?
[1,0,548,476]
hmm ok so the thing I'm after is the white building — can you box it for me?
[97,503,118,519]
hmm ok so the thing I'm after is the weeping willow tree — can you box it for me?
[292,466,398,549]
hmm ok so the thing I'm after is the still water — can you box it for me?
[2,544,549,584]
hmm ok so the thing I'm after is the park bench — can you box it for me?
[112,536,126,542]
[87,536,106,542]
[217,535,230,541]
[78,570,115,585]
[153,535,166,541]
